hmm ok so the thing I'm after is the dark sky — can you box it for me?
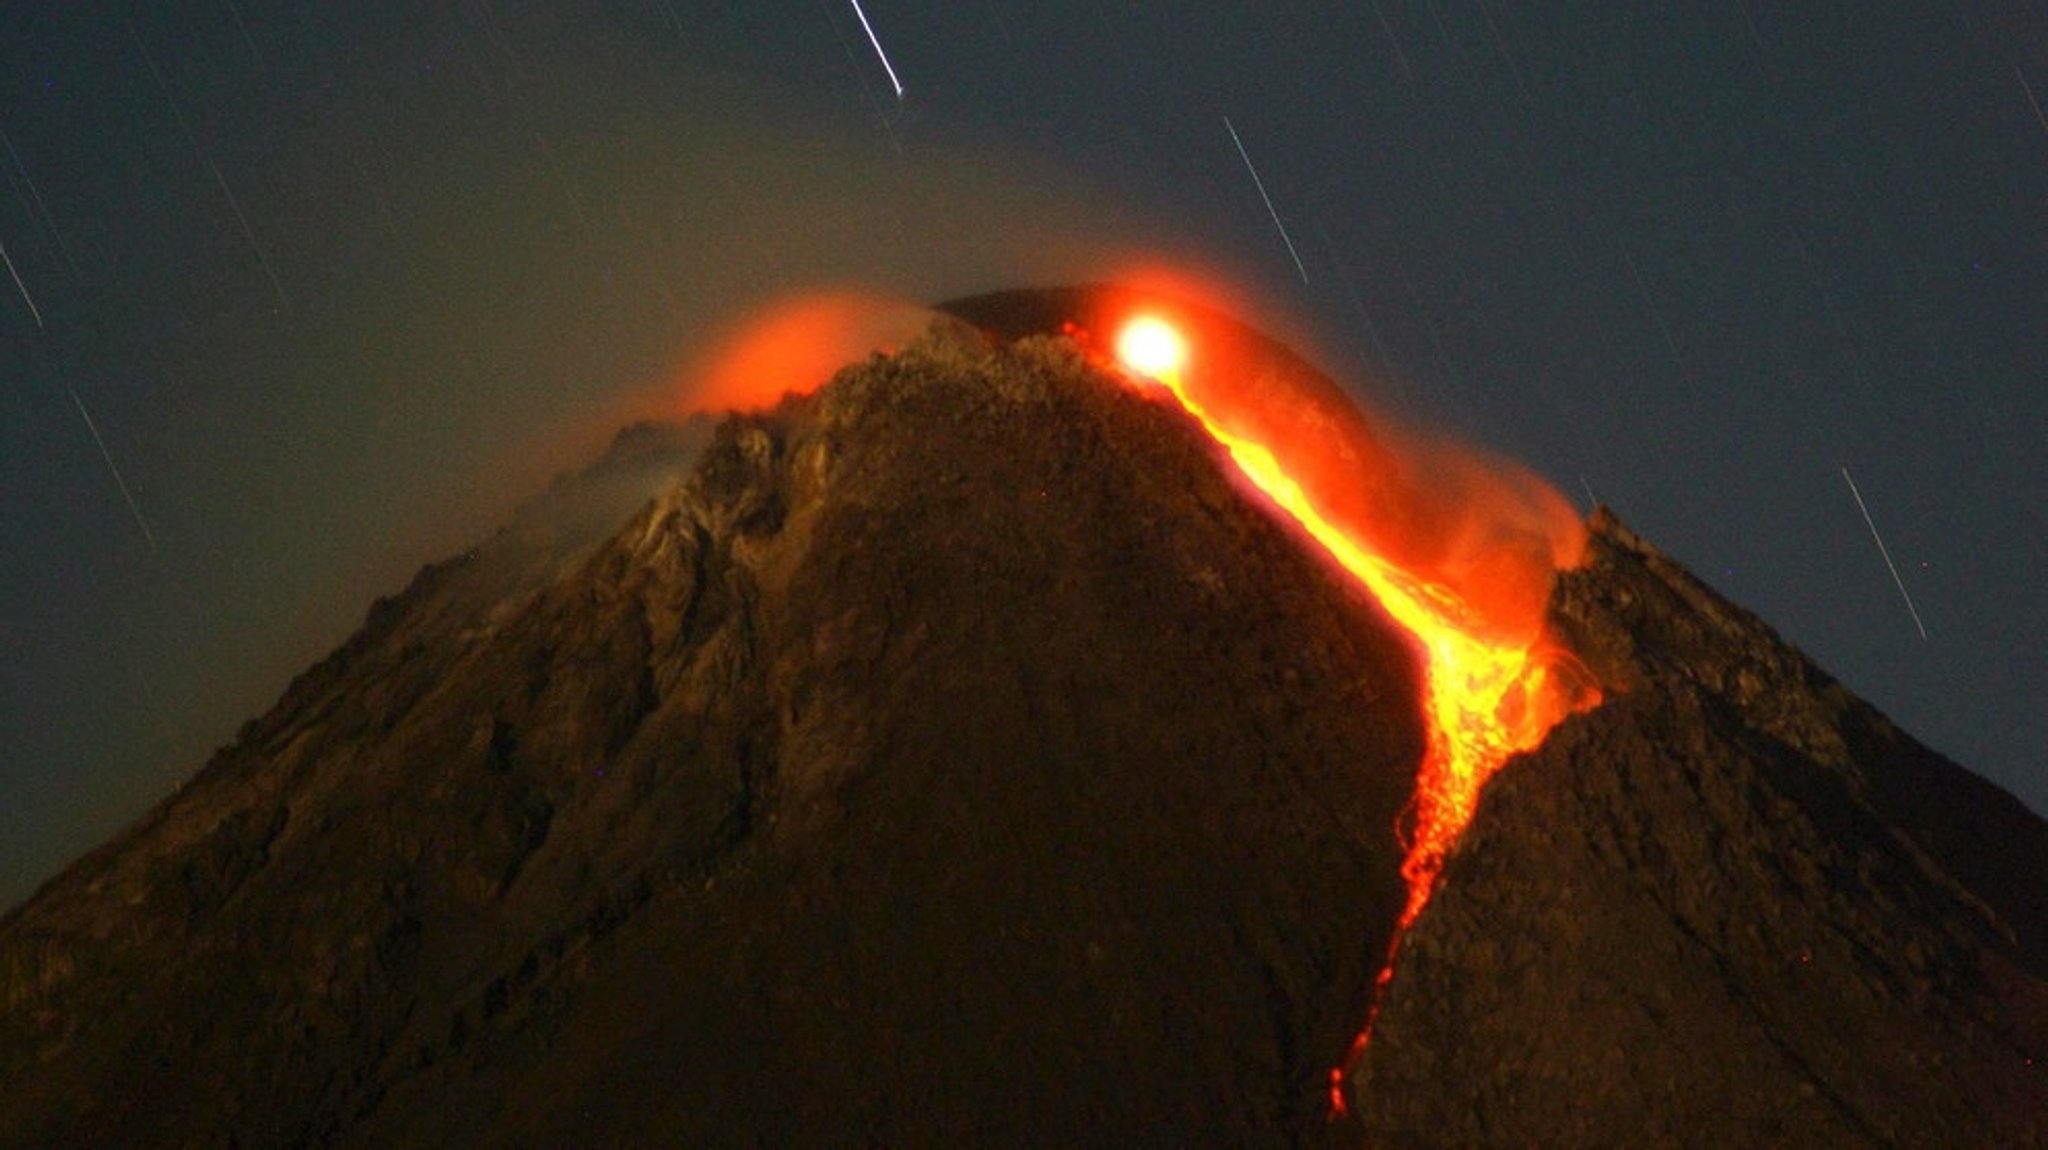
[2,2,2041,908]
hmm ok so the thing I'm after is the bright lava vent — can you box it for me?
[1115,315,1189,381]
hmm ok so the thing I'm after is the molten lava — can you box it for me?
[1107,311,1598,1115]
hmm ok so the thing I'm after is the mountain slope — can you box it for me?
[2,296,2042,1147]
[0,322,1422,1147]
[1350,511,2048,1147]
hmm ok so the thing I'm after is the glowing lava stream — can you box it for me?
[1112,315,1596,1116]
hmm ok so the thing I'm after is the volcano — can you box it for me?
[1,290,2042,1148]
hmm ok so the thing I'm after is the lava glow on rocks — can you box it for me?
[1107,311,1600,1116]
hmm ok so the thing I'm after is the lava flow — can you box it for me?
[1108,310,1600,1117]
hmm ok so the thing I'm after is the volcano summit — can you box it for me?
[0,289,2041,1148]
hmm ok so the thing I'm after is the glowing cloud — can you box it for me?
[682,292,932,415]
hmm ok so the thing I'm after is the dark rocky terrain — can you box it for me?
[1,294,2042,1147]
[1349,511,2048,1148]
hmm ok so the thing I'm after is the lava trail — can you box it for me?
[1101,305,1601,1116]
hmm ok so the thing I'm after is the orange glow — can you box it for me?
[682,292,931,414]
[1109,308,1599,1117]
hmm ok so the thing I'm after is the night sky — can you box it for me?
[2,3,2041,908]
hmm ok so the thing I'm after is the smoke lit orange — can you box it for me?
[682,292,933,414]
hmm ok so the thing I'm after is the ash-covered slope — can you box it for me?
[0,322,1422,1147]
[1349,510,2048,1147]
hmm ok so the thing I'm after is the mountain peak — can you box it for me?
[2,303,2041,1147]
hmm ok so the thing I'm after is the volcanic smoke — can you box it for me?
[684,287,1602,1119]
